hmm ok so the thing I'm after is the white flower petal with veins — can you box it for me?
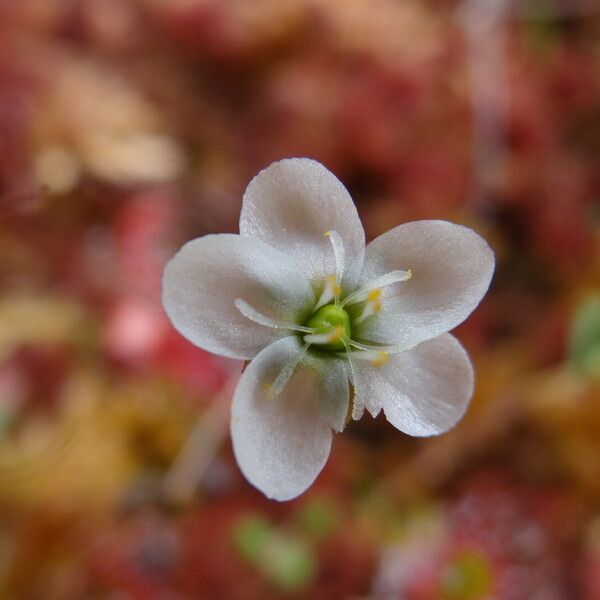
[310,355,349,433]
[355,220,495,350]
[163,234,314,360]
[231,337,343,501]
[353,334,474,436]
[240,158,365,289]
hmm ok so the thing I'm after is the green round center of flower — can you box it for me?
[305,304,351,351]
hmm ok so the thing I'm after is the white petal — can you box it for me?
[341,349,365,421]
[240,158,365,290]
[356,220,495,349]
[308,356,349,433]
[355,221,494,348]
[231,337,342,501]
[353,334,474,436]
[162,234,314,360]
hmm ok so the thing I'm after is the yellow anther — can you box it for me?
[369,351,389,367]
[314,274,342,310]
[325,274,341,296]
[303,325,344,346]
[367,288,382,302]
[328,325,344,342]
[324,231,332,237]
[367,288,382,314]
[406,269,413,279]
[354,287,383,324]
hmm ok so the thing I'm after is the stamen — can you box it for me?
[353,288,382,324]
[342,269,412,307]
[341,339,364,420]
[346,338,399,353]
[313,275,342,311]
[265,341,311,399]
[340,339,356,386]
[324,230,345,287]
[235,298,313,333]
[367,288,382,302]
[303,325,344,345]
[371,351,390,367]
[338,349,390,367]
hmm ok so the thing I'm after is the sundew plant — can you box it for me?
[163,158,495,500]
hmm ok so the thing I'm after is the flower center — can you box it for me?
[304,304,351,351]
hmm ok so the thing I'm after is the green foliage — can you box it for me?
[569,295,600,379]
[296,497,340,538]
[440,551,493,600]
[233,515,273,562]
[233,515,316,593]
[262,535,315,593]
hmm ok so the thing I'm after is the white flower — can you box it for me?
[162,158,495,501]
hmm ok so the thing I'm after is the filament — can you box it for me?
[324,230,345,289]
[235,298,313,333]
[265,341,311,399]
[342,269,412,307]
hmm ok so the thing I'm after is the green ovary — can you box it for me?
[305,304,351,351]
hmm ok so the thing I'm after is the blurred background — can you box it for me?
[0,0,599,598]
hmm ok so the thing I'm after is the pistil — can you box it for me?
[303,303,351,351]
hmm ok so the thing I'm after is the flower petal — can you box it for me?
[353,334,474,436]
[240,158,365,290]
[355,220,495,349]
[231,337,340,501]
[309,356,349,433]
[162,234,314,360]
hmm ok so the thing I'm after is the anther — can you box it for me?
[353,288,383,324]
[370,351,390,367]
[303,325,344,346]
[313,275,342,311]
[337,349,390,367]
[342,269,412,307]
